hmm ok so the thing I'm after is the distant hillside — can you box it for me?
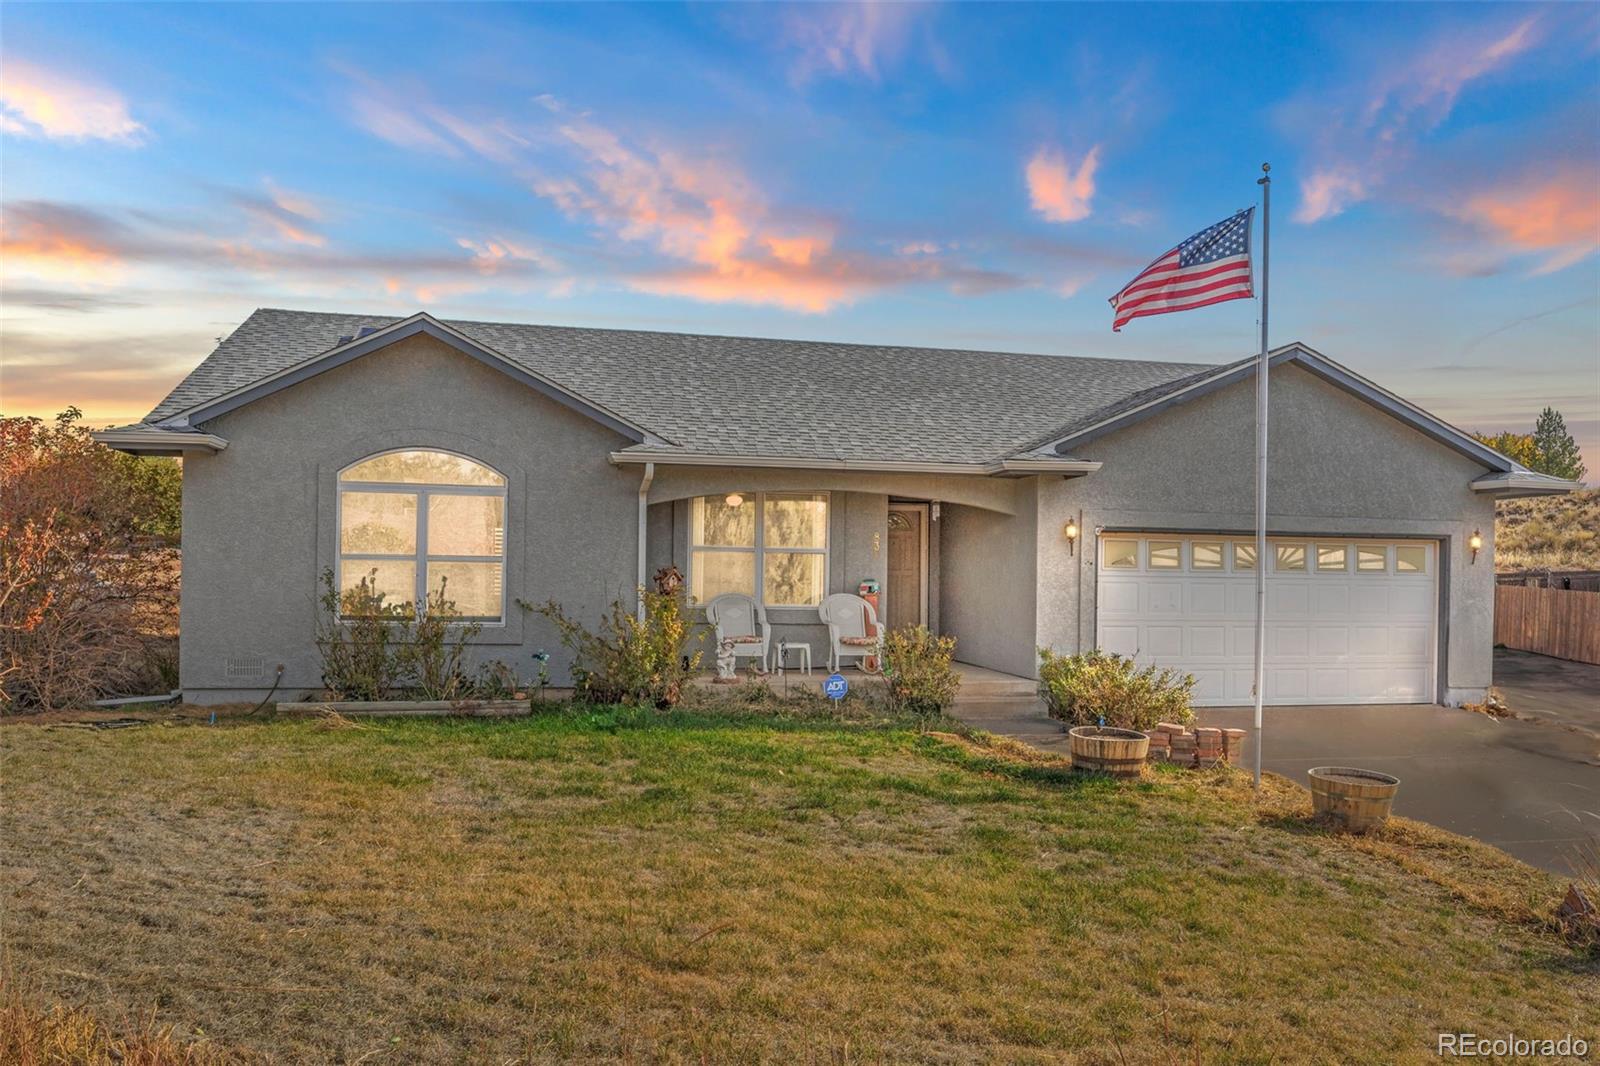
[1495,488,1600,572]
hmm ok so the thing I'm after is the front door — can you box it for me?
[886,504,928,631]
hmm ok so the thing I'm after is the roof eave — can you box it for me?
[155,312,661,445]
[609,450,1101,478]
[1469,471,1583,499]
[92,426,228,456]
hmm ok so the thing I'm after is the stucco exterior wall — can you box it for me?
[938,481,1040,678]
[179,334,638,702]
[1035,363,1498,704]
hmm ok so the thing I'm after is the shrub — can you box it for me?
[1037,648,1195,732]
[399,578,482,700]
[528,566,701,708]
[880,626,960,719]
[314,568,410,700]
[1,409,179,711]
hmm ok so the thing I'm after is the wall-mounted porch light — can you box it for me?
[724,492,745,508]
[1064,517,1080,555]
[1468,529,1482,564]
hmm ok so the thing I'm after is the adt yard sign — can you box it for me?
[823,673,849,701]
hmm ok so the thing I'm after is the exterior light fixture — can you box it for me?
[1064,517,1080,555]
[724,492,745,508]
[1468,529,1482,564]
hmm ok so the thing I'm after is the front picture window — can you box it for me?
[338,449,507,622]
[691,493,828,606]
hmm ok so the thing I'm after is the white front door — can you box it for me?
[1095,534,1437,706]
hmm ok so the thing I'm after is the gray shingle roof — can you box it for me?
[147,308,1217,465]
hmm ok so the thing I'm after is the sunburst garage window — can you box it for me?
[338,449,507,621]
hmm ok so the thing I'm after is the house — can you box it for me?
[96,308,1578,707]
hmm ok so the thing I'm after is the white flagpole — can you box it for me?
[1252,163,1271,789]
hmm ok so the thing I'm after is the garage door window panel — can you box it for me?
[1317,545,1349,572]
[1357,546,1388,572]
[1103,539,1139,569]
[1275,544,1307,571]
[1233,543,1256,570]
[1192,541,1224,570]
[1396,546,1427,573]
[1148,541,1182,569]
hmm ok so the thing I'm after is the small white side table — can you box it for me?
[771,640,813,676]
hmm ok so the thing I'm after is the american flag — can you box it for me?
[1109,208,1254,331]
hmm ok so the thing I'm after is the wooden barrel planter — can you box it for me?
[1068,727,1149,777]
[1307,766,1400,833]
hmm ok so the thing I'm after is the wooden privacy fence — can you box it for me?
[1494,585,1600,665]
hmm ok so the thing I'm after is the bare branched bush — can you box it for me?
[1,409,180,712]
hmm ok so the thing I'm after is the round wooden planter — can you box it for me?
[1068,727,1149,777]
[1307,766,1401,833]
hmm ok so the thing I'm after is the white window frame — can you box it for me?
[336,448,508,624]
[690,491,830,607]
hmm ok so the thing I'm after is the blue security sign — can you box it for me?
[823,673,849,701]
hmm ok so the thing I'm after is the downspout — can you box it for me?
[636,461,655,620]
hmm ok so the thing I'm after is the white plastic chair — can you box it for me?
[705,593,770,672]
[818,593,884,674]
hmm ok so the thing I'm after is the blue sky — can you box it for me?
[2,2,1597,474]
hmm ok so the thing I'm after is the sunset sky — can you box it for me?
[2,3,1597,476]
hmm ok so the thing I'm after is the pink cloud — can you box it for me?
[1291,16,1545,223]
[1447,167,1600,274]
[0,58,145,143]
[234,179,326,247]
[1026,145,1100,223]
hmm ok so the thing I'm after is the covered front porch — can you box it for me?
[626,457,1056,681]
[690,660,1038,701]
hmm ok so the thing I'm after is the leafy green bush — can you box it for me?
[881,626,960,719]
[1037,648,1194,732]
[529,567,701,708]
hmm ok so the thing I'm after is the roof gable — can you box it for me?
[153,312,657,444]
[1039,342,1518,474]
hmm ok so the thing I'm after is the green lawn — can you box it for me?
[1,704,1594,1063]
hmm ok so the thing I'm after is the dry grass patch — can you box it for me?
[2,706,1595,1063]
[1496,488,1600,572]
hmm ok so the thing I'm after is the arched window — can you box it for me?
[337,449,507,621]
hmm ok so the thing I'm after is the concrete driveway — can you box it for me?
[957,651,1600,875]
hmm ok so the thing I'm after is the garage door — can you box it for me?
[1096,535,1437,706]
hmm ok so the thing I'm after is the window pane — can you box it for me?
[1396,545,1427,573]
[765,494,827,549]
[764,552,825,606]
[1275,544,1306,571]
[1192,542,1224,569]
[692,495,755,547]
[691,549,755,601]
[1233,544,1256,570]
[427,494,505,557]
[1103,539,1138,568]
[342,450,504,486]
[341,492,416,554]
[339,560,416,617]
[1317,545,1348,571]
[1357,546,1387,572]
[425,561,504,620]
[1149,541,1181,568]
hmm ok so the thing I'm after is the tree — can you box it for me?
[1531,406,1586,482]
[1472,430,1538,470]
[1,408,181,711]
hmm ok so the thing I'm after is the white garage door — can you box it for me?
[1096,534,1437,706]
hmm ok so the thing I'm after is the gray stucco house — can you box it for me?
[97,308,1576,707]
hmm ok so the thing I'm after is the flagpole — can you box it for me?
[1252,162,1271,790]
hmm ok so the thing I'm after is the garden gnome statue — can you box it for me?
[715,637,738,680]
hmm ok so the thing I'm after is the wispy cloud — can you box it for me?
[1446,166,1600,275]
[1290,16,1542,223]
[770,2,939,84]
[0,58,146,143]
[229,179,326,247]
[1025,145,1100,223]
[0,201,129,280]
